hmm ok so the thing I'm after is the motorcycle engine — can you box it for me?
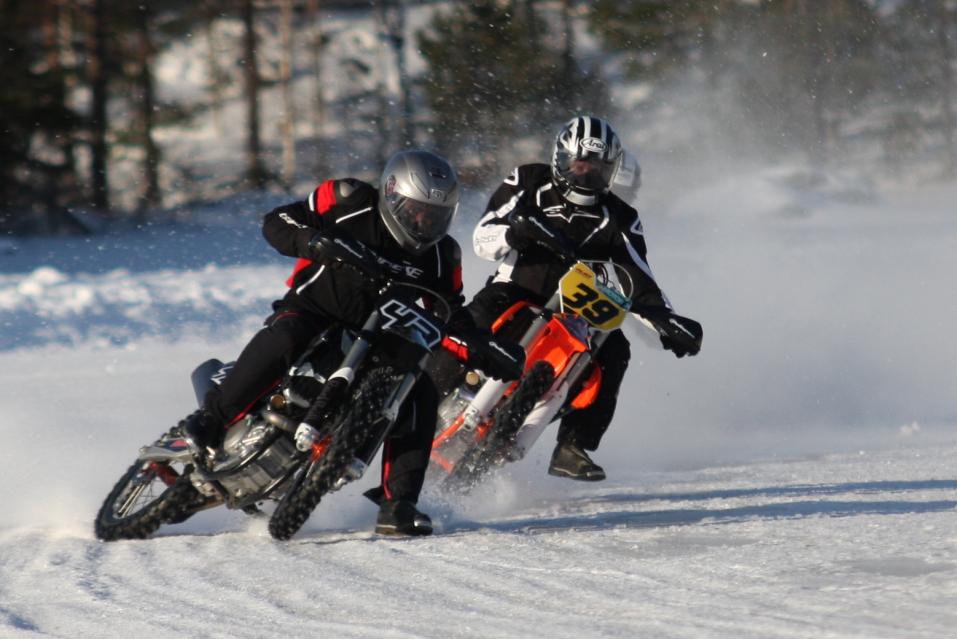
[190,333,346,505]
[437,384,477,431]
[204,417,299,503]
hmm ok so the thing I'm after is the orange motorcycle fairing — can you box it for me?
[523,315,589,381]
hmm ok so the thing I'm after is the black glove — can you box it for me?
[307,231,385,280]
[636,306,703,358]
[458,327,525,381]
[505,208,576,260]
[661,335,694,358]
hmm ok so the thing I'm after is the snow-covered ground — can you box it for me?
[2,447,955,638]
[2,176,956,637]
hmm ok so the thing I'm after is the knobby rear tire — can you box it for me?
[94,460,201,541]
[267,367,401,541]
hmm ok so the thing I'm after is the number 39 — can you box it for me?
[562,284,620,325]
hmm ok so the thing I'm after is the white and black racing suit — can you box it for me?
[468,163,672,451]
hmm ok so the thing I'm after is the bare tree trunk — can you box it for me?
[88,0,109,211]
[57,0,79,203]
[937,0,956,177]
[43,2,58,71]
[137,2,161,211]
[394,1,413,147]
[821,3,840,153]
[801,0,829,159]
[560,0,575,81]
[242,0,267,190]
[44,1,81,211]
[279,0,296,189]
[205,1,225,137]
[522,0,539,43]
[700,1,724,94]
[40,1,62,218]
[58,0,77,91]
[373,1,392,158]
[375,0,413,149]
[557,0,581,122]
[307,0,325,143]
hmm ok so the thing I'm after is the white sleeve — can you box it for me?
[472,190,523,261]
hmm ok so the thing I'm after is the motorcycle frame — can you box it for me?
[140,280,447,512]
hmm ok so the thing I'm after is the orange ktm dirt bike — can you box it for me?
[428,260,630,490]
[428,258,702,491]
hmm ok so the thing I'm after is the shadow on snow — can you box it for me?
[443,479,957,536]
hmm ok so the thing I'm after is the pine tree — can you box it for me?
[0,0,82,232]
[418,1,608,182]
[587,0,722,78]
[885,0,957,178]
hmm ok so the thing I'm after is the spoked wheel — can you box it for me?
[268,366,402,541]
[442,361,555,492]
[94,459,200,541]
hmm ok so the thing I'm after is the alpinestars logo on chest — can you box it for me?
[544,208,602,224]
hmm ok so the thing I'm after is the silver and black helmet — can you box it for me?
[379,150,460,255]
[551,116,623,206]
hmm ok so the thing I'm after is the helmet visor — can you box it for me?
[556,151,619,193]
[387,194,456,244]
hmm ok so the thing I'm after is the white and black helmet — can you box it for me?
[379,150,460,255]
[551,116,623,206]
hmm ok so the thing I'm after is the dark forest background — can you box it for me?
[1,0,954,235]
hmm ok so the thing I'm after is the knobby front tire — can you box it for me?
[443,361,555,492]
[267,367,401,541]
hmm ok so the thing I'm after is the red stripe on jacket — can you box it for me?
[451,264,463,293]
[286,181,337,287]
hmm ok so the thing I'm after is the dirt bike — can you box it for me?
[428,256,700,492]
[94,234,454,542]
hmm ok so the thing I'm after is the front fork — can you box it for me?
[510,336,605,457]
[301,311,381,431]
[459,296,561,430]
[330,368,420,489]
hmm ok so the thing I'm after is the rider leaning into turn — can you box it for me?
[468,115,703,481]
[183,150,521,536]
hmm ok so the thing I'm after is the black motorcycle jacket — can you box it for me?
[472,163,671,310]
[263,178,465,327]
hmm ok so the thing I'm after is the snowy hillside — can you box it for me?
[2,176,957,637]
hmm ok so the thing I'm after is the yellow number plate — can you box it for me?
[559,263,627,330]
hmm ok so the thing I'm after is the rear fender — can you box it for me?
[138,443,192,463]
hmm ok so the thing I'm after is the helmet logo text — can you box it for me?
[579,137,607,153]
